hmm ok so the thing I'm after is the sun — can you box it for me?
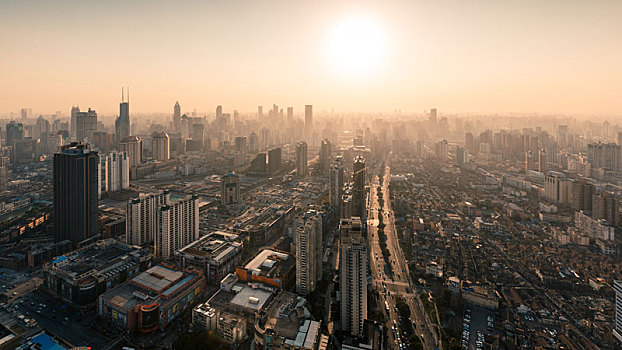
[327,16,388,76]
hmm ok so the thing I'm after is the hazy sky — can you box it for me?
[1,0,621,115]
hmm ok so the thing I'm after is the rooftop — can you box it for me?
[243,249,293,279]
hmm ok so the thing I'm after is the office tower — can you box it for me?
[430,108,437,124]
[435,139,448,161]
[268,148,282,173]
[193,124,204,142]
[173,101,181,132]
[0,156,8,193]
[296,209,322,295]
[538,149,547,173]
[319,139,332,174]
[258,106,263,118]
[587,142,622,173]
[152,132,170,161]
[98,151,129,198]
[53,142,99,249]
[119,136,143,167]
[525,151,534,171]
[216,105,223,118]
[115,88,130,145]
[340,217,367,337]
[75,108,98,142]
[235,136,247,155]
[20,108,28,121]
[249,133,259,153]
[287,107,293,120]
[305,105,313,137]
[329,156,345,207]
[70,106,79,139]
[618,132,622,146]
[456,147,469,166]
[416,140,424,159]
[249,153,267,174]
[465,132,477,154]
[126,191,170,246]
[296,141,308,177]
[614,281,622,343]
[5,121,24,147]
[220,172,240,206]
[35,116,50,138]
[91,132,113,152]
[155,194,199,259]
[353,156,366,218]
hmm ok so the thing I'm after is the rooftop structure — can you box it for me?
[235,249,295,290]
[176,231,243,282]
[99,264,205,333]
[42,239,151,307]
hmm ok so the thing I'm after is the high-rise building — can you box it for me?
[249,132,259,153]
[319,139,332,174]
[296,141,308,177]
[20,108,28,121]
[98,151,129,197]
[220,172,240,206]
[430,108,437,124]
[173,101,181,132]
[155,194,199,259]
[75,108,98,142]
[0,156,9,193]
[152,132,170,161]
[329,156,344,207]
[268,148,282,174]
[525,151,534,171]
[435,139,448,161]
[257,106,263,118]
[71,106,80,139]
[571,179,594,213]
[126,191,171,246]
[456,147,469,166]
[544,171,570,205]
[115,87,130,145]
[339,217,367,337]
[587,142,622,173]
[296,210,322,295]
[305,105,313,137]
[538,149,547,173]
[353,156,366,218]
[53,142,99,249]
[216,105,223,118]
[235,136,247,155]
[614,281,622,343]
[5,121,24,147]
[192,124,204,144]
[287,107,293,120]
[592,191,620,226]
[119,136,143,167]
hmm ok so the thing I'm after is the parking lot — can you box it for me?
[461,307,495,350]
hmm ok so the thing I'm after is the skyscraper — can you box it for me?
[53,142,99,249]
[98,151,129,198]
[258,106,263,118]
[20,108,28,121]
[70,106,80,139]
[220,172,240,206]
[525,150,534,171]
[173,101,181,132]
[0,156,9,193]
[155,194,199,259]
[119,136,143,167]
[296,209,322,295]
[305,105,313,137]
[319,139,332,174]
[538,149,547,173]
[115,87,130,145]
[614,281,622,343]
[75,108,98,142]
[340,217,367,337]
[456,147,469,166]
[5,121,24,147]
[152,132,170,161]
[287,107,293,120]
[329,156,344,207]
[216,105,223,118]
[353,156,366,218]
[126,191,171,246]
[268,147,282,174]
[296,141,308,177]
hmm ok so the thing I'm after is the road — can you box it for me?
[367,162,440,350]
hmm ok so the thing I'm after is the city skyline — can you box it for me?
[2,0,622,115]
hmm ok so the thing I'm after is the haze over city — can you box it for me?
[1,1,622,350]
[2,0,622,115]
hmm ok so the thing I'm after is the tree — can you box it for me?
[409,334,423,350]
[396,301,411,319]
